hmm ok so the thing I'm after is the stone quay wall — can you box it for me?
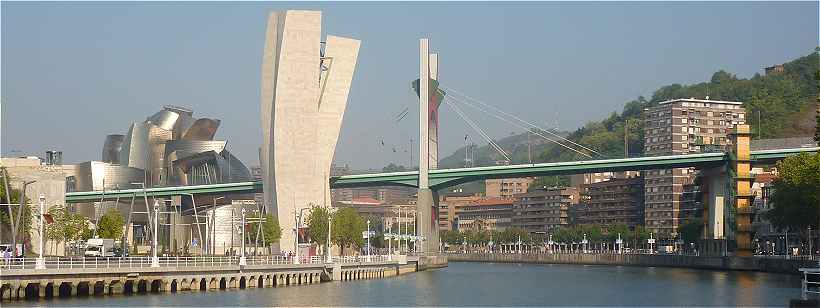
[447,253,815,274]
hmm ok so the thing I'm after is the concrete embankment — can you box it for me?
[1,255,448,301]
[448,253,815,274]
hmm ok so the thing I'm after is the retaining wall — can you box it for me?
[447,253,816,274]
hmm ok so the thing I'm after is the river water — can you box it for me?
[8,262,801,307]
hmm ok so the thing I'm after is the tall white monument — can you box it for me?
[260,10,360,252]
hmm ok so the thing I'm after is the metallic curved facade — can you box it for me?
[79,105,251,192]
[181,118,220,141]
[120,122,151,171]
[147,110,180,131]
[102,134,124,164]
[74,161,146,192]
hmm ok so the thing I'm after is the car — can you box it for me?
[113,247,129,257]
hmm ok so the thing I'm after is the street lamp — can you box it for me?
[808,227,813,259]
[35,195,46,269]
[183,194,205,255]
[366,219,372,262]
[326,207,336,263]
[239,208,247,266]
[151,200,160,268]
[211,196,225,255]
[293,207,308,264]
[582,233,588,253]
[387,217,393,261]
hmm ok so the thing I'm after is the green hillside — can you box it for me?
[439,50,819,167]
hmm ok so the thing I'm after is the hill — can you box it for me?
[438,50,819,168]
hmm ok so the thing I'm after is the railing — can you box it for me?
[801,268,820,299]
[0,254,394,271]
[331,255,390,264]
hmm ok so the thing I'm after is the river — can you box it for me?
[7,262,801,306]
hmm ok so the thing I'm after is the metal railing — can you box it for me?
[1,254,391,271]
[801,268,820,299]
[331,255,390,264]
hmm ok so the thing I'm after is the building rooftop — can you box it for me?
[658,98,744,106]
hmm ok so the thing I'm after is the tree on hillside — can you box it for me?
[96,208,124,239]
[306,206,330,254]
[528,176,570,190]
[382,163,408,173]
[331,207,366,255]
[765,152,820,234]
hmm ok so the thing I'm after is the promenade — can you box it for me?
[447,252,818,274]
[0,254,446,301]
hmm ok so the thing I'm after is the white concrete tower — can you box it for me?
[260,11,360,253]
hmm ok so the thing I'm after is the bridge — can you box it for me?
[64,147,817,203]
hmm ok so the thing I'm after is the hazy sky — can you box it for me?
[2,2,817,169]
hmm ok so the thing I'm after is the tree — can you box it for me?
[249,214,282,246]
[331,207,366,255]
[0,182,31,246]
[45,206,91,255]
[814,97,819,144]
[306,206,330,254]
[96,208,124,239]
[382,163,408,173]
[765,152,820,233]
[678,220,703,244]
[529,176,570,190]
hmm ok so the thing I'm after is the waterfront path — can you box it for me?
[447,252,818,274]
[0,255,433,300]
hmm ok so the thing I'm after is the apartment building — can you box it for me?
[512,187,579,233]
[643,98,746,236]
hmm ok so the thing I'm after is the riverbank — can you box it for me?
[448,252,816,274]
[0,255,447,301]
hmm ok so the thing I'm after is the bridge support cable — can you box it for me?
[442,86,604,157]
[443,97,512,162]
[445,94,595,159]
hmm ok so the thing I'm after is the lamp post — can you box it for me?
[582,233,588,254]
[35,195,46,269]
[293,207,307,264]
[517,235,522,254]
[366,219,371,262]
[548,234,554,254]
[808,227,812,258]
[212,196,224,255]
[151,200,160,268]
[239,208,247,266]
[326,207,335,263]
[387,217,393,261]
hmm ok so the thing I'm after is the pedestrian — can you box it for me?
[3,249,10,266]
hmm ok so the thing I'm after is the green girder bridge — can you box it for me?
[64,147,817,203]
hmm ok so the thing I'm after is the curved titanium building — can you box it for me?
[75,105,250,192]
[260,10,360,252]
[101,134,124,164]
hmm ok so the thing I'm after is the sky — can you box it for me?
[2,2,818,170]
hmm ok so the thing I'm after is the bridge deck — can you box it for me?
[65,147,817,202]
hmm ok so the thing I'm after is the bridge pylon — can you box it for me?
[416,38,440,254]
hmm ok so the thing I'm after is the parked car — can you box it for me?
[113,247,129,257]
[85,238,116,257]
